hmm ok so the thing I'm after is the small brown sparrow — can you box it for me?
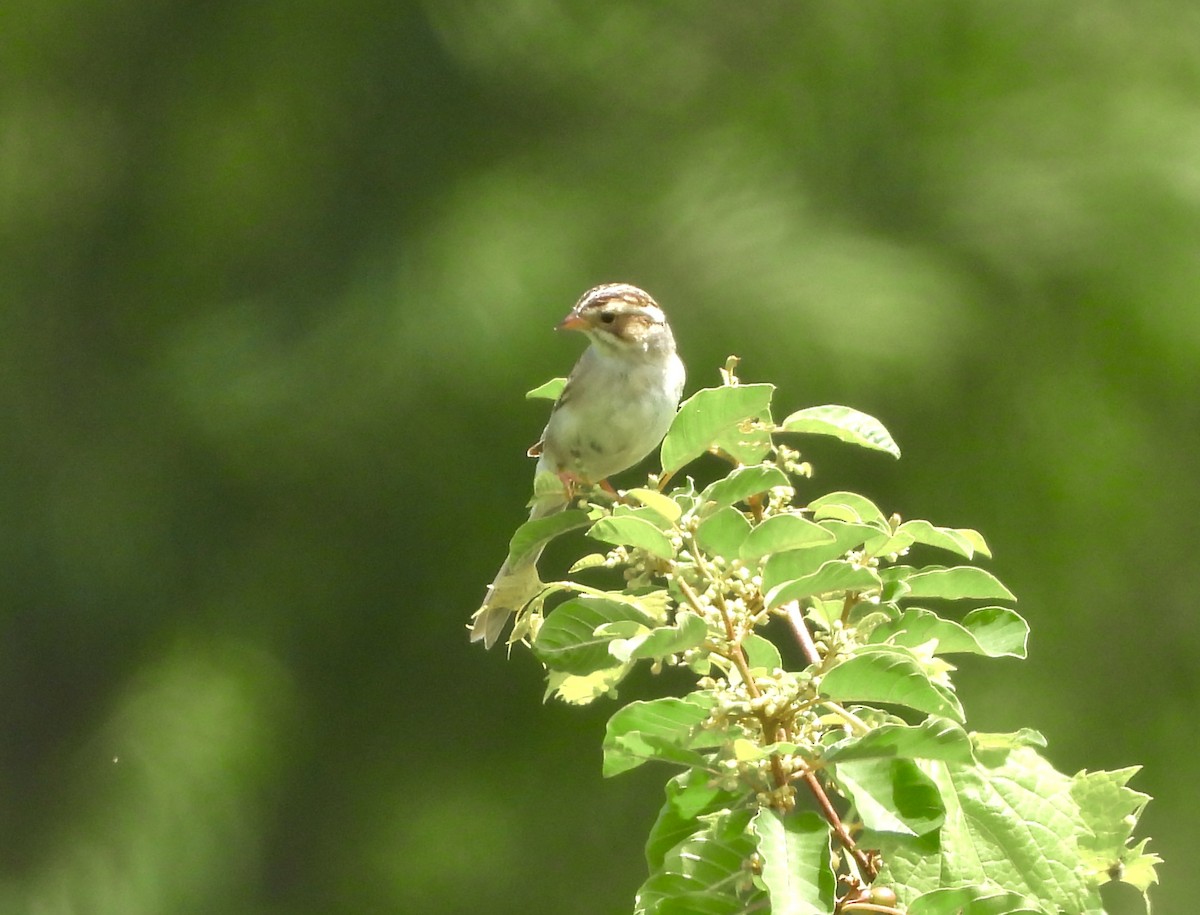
[470,284,686,648]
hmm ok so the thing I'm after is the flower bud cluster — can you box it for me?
[772,443,812,479]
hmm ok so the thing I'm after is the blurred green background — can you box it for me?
[2,2,1195,912]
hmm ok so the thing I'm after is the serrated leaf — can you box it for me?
[1072,767,1159,899]
[869,607,1029,659]
[820,647,965,721]
[660,383,775,474]
[868,748,1103,913]
[903,566,1016,601]
[699,465,791,511]
[694,506,753,558]
[588,516,676,560]
[740,513,835,560]
[807,491,887,525]
[765,560,882,610]
[823,717,976,765]
[525,376,568,400]
[603,694,722,777]
[627,488,684,524]
[834,758,944,836]
[507,509,591,566]
[779,404,901,458]
[533,598,654,674]
[750,810,836,914]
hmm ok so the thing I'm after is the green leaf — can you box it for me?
[617,612,710,663]
[1072,767,1159,899]
[869,607,1029,659]
[869,748,1104,913]
[525,376,567,400]
[699,465,791,511]
[740,513,835,560]
[897,520,992,560]
[779,404,901,458]
[822,717,976,765]
[588,516,676,560]
[741,633,782,671]
[760,521,884,592]
[660,383,775,474]
[835,757,945,836]
[637,810,763,915]
[626,488,684,524]
[533,598,653,675]
[544,663,634,705]
[820,647,965,722]
[903,566,1017,601]
[507,509,591,565]
[694,506,753,558]
[908,887,1044,914]
[603,694,723,777]
[646,769,745,872]
[750,809,836,914]
[807,491,888,525]
[765,560,882,610]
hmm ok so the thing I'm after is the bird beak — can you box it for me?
[556,312,588,332]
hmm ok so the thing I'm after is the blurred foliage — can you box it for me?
[1,1,1195,912]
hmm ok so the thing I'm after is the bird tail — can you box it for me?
[470,486,564,649]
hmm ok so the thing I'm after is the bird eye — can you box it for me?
[600,312,616,324]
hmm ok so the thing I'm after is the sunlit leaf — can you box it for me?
[820,647,965,721]
[699,465,791,511]
[660,384,775,474]
[833,757,944,836]
[779,404,901,458]
[869,607,1029,659]
[507,509,591,565]
[903,566,1016,601]
[807,491,887,525]
[526,376,568,400]
[588,516,676,560]
[764,560,882,610]
[822,717,975,765]
[750,810,836,914]
[694,506,753,558]
[533,598,653,674]
[740,513,835,560]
